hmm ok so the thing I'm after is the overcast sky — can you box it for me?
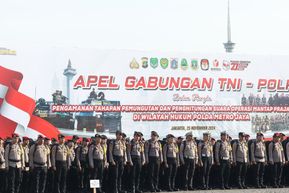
[0,0,288,55]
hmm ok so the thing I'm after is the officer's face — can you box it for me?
[168,137,173,143]
[101,139,107,144]
[134,135,139,141]
[221,135,227,141]
[12,137,19,144]
[203,135,209,141]
[117,134,123,140]
[82,141,88,146]
[151,135,157,141]
[59,137,65,144]
[257,135,263,141]
[38,138,44,145]
[96,137,102,143]
[186,136,192,141]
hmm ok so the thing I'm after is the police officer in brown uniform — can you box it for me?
[232,132,249,189]
[5,133,25,193]
[215,132,232,189]
[163,134,179,192]
[29,135,51,193]
[75,138,89,191]
[0,137,6,193]
[145,131,163,192]
[89,134,106,193]
[127,132,145,193]
[269,133,286,188]
[109,131,127,193]
[21,136,30,193]
[250,132,267,188]
[179,131,198,191]
[198,132,214,190]
[51,134,70,193]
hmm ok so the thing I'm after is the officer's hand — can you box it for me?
[5,167,9,172]
[165,163,168,168]
[111,161,116,166]
[216,162,220,166]
[252,161,256,165]
[78,166,82,171]
[129,162,133,166]
[269,161,274,165]
[146,161,149,165]
[181,161,185,165]
[53,166,56,171]
[142,161,145,166]
[232,162,236,167]
[285,161,288,165]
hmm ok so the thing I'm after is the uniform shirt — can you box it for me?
[145,140,163,162]
[67,146,75,168]
[5,143,24,168]
[101,143,107,163]
[89,143,104,168]
[215,140,232,163]
[232,140,249,163]
[109,140,127,163]
[250,141,267,163]
[29,144,50,168]
[163,143,179,164]
[180,140,198,163]
[0,146,5,169]
[51,144,69,167]
[76,145,89,168]
[130,140,144,157]
[127,140,145,164]
[269,142,285,163]
[22,145,29,165]
[198,141,213,158]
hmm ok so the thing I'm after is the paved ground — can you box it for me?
[160,188,289,193]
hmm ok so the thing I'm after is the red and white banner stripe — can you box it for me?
[0,66,60,139]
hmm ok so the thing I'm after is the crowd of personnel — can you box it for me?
[1,130,289,193]
[241,93,289,106]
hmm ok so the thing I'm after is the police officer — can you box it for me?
[145,131,163,192]
[21,137,30,193]
[5,133,25,193]
[29,135,51,193]
[101,135,109,193]
[109,131,127,193]
[89,134,105,193]
[179,132,198,191]
[250,132,267,188]
[44,137,54,193]
[163,134,179,192]
[127,132,145,193]
[66,140,75,192]
[0,137,6,193]
[198,132,214,190]
[269,133,285,188]
[75,138,89,191]
[215,132,232,189]
[232,132,249,189]
[51,134,70,193]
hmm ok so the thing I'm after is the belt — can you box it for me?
[255,156,265,159]
[34,161,46,166]
[9,159,20,162]
[185,157,196,160]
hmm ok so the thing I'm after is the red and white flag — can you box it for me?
[0,66,60,139]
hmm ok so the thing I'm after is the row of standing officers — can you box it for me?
[0,130,289,193]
